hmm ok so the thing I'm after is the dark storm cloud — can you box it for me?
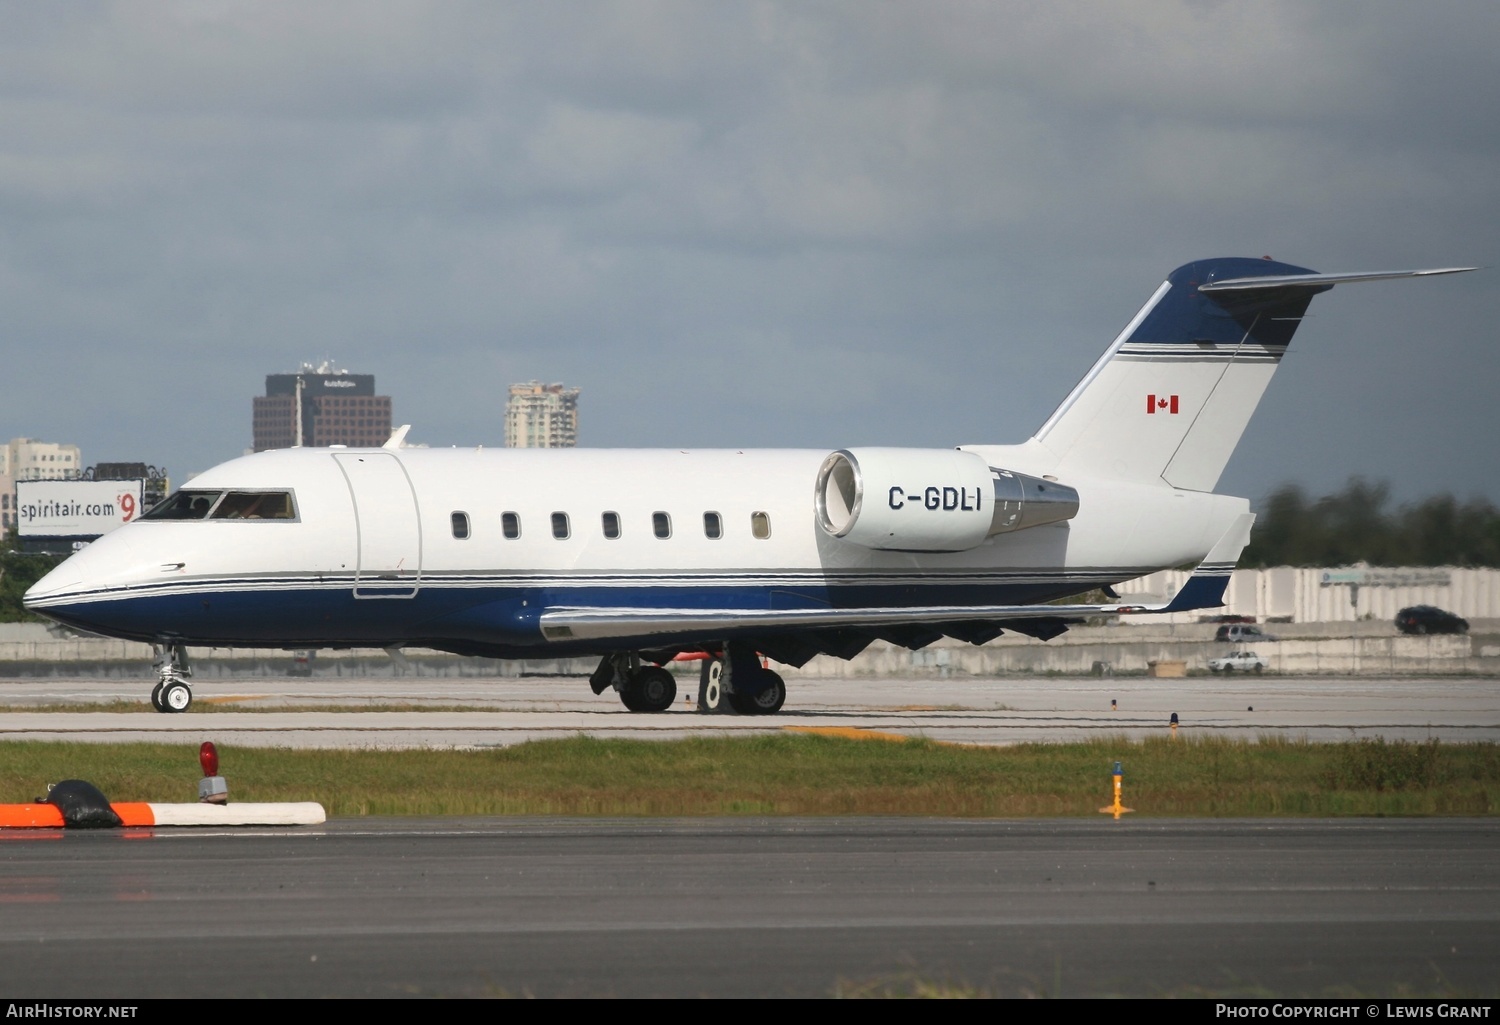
[0,1,1494,508]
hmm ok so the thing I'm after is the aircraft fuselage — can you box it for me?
[24,443,1245,658]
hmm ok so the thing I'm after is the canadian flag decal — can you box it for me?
[1146,394,1180,414]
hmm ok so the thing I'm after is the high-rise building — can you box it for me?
[4,438,82,481]
[253,361,393,451]
[504,381,580,448]
[1,438,83,531]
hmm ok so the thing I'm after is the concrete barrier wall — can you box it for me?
[1119,566,1500,624]
[786,632,1493,677]
[3,620,1496,678]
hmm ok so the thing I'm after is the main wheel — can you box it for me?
[697,658,726,713]
[159,680,193,713]
[727,669,787,715]
[622,666,677,713]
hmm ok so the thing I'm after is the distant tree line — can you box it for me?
[0,537,65,623]
[1241,478,1500,568]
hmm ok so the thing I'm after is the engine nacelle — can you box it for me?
[815,448,1079,552]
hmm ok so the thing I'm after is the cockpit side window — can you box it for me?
[209,492,297,520]
[141,490,224,520]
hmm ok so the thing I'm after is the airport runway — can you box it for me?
[3,675,1498,998]
[1,817,1496,998]
[1,673,1497,747]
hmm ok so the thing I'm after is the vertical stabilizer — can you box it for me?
[1034,257,1322,491]
[1033,258,1474,491]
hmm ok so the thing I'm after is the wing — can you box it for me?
[538,514,1254,651]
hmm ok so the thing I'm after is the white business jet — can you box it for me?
[24,257,1474,714]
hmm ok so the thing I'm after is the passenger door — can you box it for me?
[333,451,422,598]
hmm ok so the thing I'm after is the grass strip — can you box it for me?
[0,734,1496,818]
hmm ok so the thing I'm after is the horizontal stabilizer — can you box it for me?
[1199,267,1476,293]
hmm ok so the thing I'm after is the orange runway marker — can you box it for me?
[0,805,66,829]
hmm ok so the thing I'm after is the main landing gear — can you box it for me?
[590,645,787,715]
[150,642,194,714]
[700,643,785,715]
[590,654,678,713]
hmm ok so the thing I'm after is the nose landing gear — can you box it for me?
[150,643,194,714]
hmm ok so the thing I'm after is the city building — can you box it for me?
[91,462,171,512]
[252,361,393,451]
[1,438,83,532]
[504,381,580,448]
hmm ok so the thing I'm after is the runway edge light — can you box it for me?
[198,741,228,805]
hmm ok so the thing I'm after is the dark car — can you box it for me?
[1214,624,1278,643]
[1395,606,1469,635]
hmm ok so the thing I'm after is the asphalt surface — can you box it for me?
[0,818,1496,998]
[3,673,1498,998]
[2,673,1498,747]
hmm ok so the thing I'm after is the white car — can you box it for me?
[1208,650,1269,674]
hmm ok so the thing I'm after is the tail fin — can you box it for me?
[1033,258,1474,491]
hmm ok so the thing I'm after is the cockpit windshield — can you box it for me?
[211,492,295,520]
[141,490,297,521]
[142,491,222,520]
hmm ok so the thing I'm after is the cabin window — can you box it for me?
[602,511,621,539]
[703,511,722,539]
[502,511,521,539]
[653,512,671,539]
[141,490,224,520]
[751,511,771,539]
[551,512,571,540]
[451,512,470,540]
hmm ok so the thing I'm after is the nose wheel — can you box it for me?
[150,679,193,713]
[150,643,195,714]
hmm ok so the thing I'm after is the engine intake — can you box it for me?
[815,448,1079,552]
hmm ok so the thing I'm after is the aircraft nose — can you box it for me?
[24,563,84,606]
[22,532,138,609]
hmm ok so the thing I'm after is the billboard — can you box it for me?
[15,479,145,538]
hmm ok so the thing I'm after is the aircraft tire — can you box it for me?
[623,666,676,713]
[150,683,167,712]
[728,670,786,715]
[160,680,193,714]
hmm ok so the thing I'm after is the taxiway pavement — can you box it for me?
[1,673,1497,747]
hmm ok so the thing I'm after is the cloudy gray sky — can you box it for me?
[2,1,1495,508]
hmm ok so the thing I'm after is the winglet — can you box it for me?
[383,425,412,450]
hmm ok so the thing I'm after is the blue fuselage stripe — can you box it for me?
[35,577,1116,654]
